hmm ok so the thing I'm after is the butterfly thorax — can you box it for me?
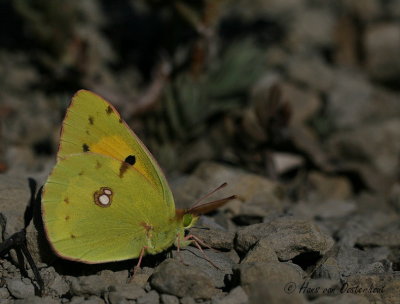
[173,212,199,248]
[143,212,198,255]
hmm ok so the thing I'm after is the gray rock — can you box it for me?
[107,294,129,304]
[338,248,368,278]
[137,290,160,304]
[67,270,127,297]
[359,262,387,275]
[235,217,334,260]
[241,238,278,264]
[239,262,306,304]
[80,296,105,304]
[69,296,86,304]
[171,247,235,288]
[365,23,400,81]
[312,294,370,304]
[356,223,400,247]
[271,152,305,175]
[14,296,60,304]
[129,267,154,288]
[180,296,196,304]
[197,215,234,232]
[98,269,129,284]
[327,71,400,129]
[290,199,356,221]
[212,286,248,304]
[0,175,31,237]
[151,259,219,299]
[313,256,341,281]
[382,279,400,304]
[305,172,353,202]
[108,283,146,303]
[0,287,10,300]
[6,278,35,299]
[288,8,335,50]
[160,294,179,304]
[189,227,235,250]
[181,162,283,218]
[67,274,104,296]
[332,245,390,278]
[344,274,394,303]
[279,82,320,126]
[40,266,69,297]
[0,259,19,280]
[335,213,394,247]
[327,119,400,191]
[327,73,371,129]
[287,55,334,92]
[226,249,241,264]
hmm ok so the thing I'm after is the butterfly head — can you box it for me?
[175,209,199,230]
[174,189,236,249]
[175,194,236,229]
[182,213,198,229]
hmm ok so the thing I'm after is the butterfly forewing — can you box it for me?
[58,90,174,215]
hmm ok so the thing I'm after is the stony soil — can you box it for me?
[1,1,400,303]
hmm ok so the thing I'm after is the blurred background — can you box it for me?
[0,0,399,210]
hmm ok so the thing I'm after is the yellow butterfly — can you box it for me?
[41,90,233,271]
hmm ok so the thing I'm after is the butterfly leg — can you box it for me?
[128,246,147,282]
[186,234,213,250]
[184,234,220,270]
[175,233,189,266]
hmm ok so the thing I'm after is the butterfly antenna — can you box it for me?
[190,183,228,209]
[188,195,237,216]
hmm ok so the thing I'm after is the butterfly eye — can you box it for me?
[182,214,194,228]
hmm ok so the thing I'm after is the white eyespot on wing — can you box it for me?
[94,187,113,207]
[99,194,110,205]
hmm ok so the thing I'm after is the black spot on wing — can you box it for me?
[88,116,94,125]
[83,144,90,152]
[119,155,136,178]
[124,155,136,165]
[106,106,113,114]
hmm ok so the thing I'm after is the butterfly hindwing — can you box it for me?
[42,153,170,263]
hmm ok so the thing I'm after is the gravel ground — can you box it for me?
[1,1,400,303]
